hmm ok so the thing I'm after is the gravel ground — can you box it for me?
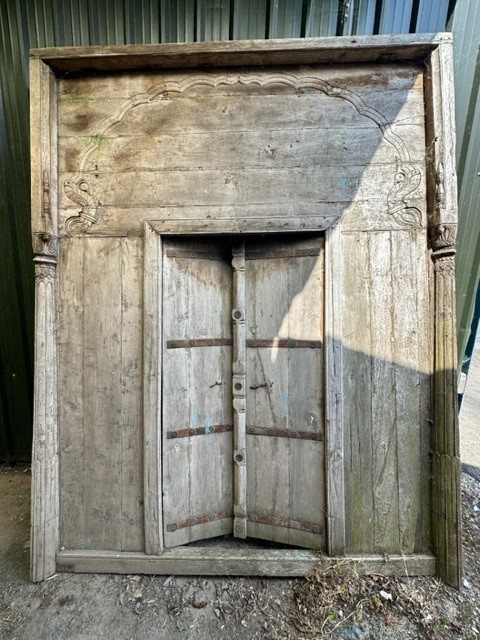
[0,464,479,640]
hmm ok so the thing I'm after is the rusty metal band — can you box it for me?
[247,513,322,535]
[166,424,233,439]
[246,426,323,441]
[166,338,232,348]
[246,339,322,349]
[166,510,233,532]
[246,248,321,260]
[165,249,227,260]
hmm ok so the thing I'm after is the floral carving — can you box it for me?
[64,177,99,236]
[387,158,422,227]
[430,224,456,253]
[64,71,423,234]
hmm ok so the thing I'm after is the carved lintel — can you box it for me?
[66,72,423,235]
[33,231,58,259]
[430,224,456,257]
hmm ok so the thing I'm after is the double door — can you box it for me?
[161,234,325,550]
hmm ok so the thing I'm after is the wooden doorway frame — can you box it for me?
[142,218,343,565]
[31,34,460,584]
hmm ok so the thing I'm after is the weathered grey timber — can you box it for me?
[30,35,461,586]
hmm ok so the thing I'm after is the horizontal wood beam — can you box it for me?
[57,550,436,577]
[31,34,451,75]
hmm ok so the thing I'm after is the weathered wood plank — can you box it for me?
[120,237,144,550]
[369,232,399,552]
[391,231,430,554]
[32,33,451,74]
[58,125,425,175]
[58,238,85,550]
[324,223,345,555]
[425,41,462,587]
[30,57,59,582]
[143,223,163,554]
[59,163,426,213]
[245,235,325,550]
[56,549,436,577]
[57,89,424,138]
[82,238,123,550]
[231,240,247,539]
[342,232,374,553]
[59,199,427,238]
[162,237,233,547]
[58,63,424,100]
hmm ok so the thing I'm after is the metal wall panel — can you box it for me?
[0,0,472,459]
[450,0,480,367]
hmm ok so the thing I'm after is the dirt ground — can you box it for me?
[1,464,479,640]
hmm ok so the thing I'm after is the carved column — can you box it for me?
[430,224,462,588]
[31,234,59,581]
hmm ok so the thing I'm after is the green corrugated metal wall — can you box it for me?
[450,0,480,369]
[0,0,471,460]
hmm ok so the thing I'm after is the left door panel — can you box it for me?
[162,238,233,547]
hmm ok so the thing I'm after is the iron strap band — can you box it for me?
[167,339,321,349]
[166,338,232,348]
[246,339,322,349]
[247,513,322,535]
[167,424,233,439]
[166,512,322,535]
[166,510,233,532]
[246,248,321,259]
[246,426,323,441]
[165,249,227,260]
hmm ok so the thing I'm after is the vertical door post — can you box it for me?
[232,239,247,538]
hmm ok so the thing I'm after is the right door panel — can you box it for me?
[245,235,326,549]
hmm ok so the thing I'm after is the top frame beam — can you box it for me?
[31,33,451,75]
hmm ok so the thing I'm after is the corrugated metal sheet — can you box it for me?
[0,0,469,460]
[450,0,480,368]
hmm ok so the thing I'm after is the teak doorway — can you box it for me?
[161,233,325,551]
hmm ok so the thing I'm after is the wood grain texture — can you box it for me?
[30,57,59,582]
[143,223,162,554]
[342,228,430,556]
[58,237,144,553]
[57,64,426,237]
[424,42,462,588]
[32,33,451,74]
[231,240,247,539]
[161,237,233,547]
[33,39,457,585]
[245,235,325,550]
[56,549,436,577]
[324,224,345,555]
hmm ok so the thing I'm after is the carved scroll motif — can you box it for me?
[64,177,99,236]
[64,71,423,234]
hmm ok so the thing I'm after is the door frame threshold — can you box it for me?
[56,549,436,577]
